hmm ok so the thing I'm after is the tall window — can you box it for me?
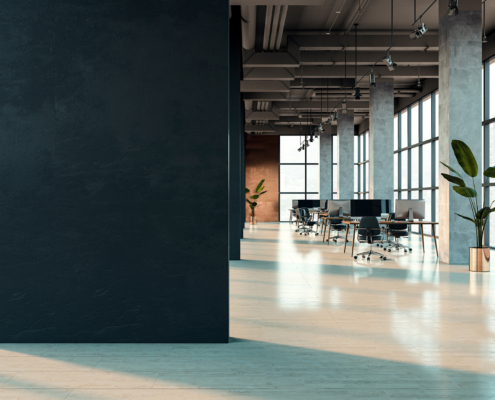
[483,57,495,247]
[394,93,439,235]
[354,131,369,199]
[279,136,319,221]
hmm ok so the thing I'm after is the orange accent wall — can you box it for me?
[245,135,280,222]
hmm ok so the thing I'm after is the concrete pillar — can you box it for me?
[320,132,333,199]
[438,1,482,264]
[229,7,242,260]
[336,112,354,199]
[369,80,394,203]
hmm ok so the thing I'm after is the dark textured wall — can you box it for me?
[245,135,279,222]
[0,0,229,342]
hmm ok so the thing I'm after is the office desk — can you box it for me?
[288,209,294,223]
[320,216,349,243]
[342,220,439,257]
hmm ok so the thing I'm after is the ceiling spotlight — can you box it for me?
[302,144,305,150]
[354,87,361,100]
[342,100,347,114]
[483,35,488,44]
[310,136,314,143]
[383,52,397,71]
[410,22,428,40]
[298,147,301,152]
[318,123,324,132]
[370,68,376,87]
[323,115,332,125]
[448,0,458,17]
[333,110,338,120]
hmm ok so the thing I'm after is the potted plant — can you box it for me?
[245,179,267,225]
[441,140,495,271]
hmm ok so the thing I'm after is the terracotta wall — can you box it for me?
[245,135,279,222]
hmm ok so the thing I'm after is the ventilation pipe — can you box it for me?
[269,6,281,51]
[263,6,274,51]
[241,6,256,50]
[275,6,288,51]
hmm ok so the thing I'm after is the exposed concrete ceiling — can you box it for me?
[235,0,495,135]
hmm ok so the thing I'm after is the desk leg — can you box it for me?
[322,220,327,243]
[420,224,425,253]
[351,226,356,256]
[432,224,439,258]
[289,211,292,224]
[344,225,349,253]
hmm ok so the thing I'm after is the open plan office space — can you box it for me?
[2,0,495,399]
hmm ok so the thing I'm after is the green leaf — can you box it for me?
[258,191,267,195]
[251,202,258,208]
[440,162,462,178]
[251,195,259,199]
[453,186,477,198]
[255,179,265,192]
[476,207,491,220]
[245,188,250,193]
[484,167,495,178]
[455,213,475,223]
[258,186,265,193]
[246,199,253,205]
[441,173,465,187]
[452,140,478,177]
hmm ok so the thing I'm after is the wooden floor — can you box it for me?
[1,222,495,399]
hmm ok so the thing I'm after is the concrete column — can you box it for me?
[438,1,482,264]
[336,112,354,199]
[320,132,333,199]
[229,7,242,260]
[369,80,394,203]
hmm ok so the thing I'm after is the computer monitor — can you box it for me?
[350,199,391,217]
[320,200,327,210]
[395,199,425,221]
[328,200,351,217]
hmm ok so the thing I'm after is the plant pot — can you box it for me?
[250,216,257,225]
[469,247,490,272]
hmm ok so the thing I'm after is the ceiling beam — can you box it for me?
[294,66,438,79]
[290,78,355,88]
[241,81,290,92]
[291,35,438,51]
[231,0,323,4]
[276,100,368,110]
[243,52,299,68]
[243,93,288,101]
[243,67,295,80]
[300,51,438,66]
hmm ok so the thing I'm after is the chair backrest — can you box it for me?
[358,216,381,236]
[329,216,342,225]
[299,207,310,221]
[389,213,408,230]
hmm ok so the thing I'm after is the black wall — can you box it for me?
[0,0,229,342]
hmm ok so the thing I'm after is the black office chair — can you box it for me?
[327,217,347,244]
[385,213,412,253]
[355,216,387,261]
[298,207,318,236]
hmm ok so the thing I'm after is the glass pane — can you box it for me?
[491,186,495,246]
[394,115,399,151]
[360,134,364,162]
[280,136,305,163]
[279,194,299,222]
[423,96,432,140]
[411,103,419,144]
[333,137,338,163]
[307,138,320,163]
[423,190,432,234]
[490,58,495,119]
[401,110,408,148]
[280,165,305,192]
[333,165,338,193]
[411,147,419,189]
[401,151,408,189]
[306,193,319,199]
[435,140,439,187]
[365,131,369,161]
[354,136,358,163]
[394,153,398,190]
[423,143,432,188]
[490,123,495,183]
[410,191,419,232]
[365,163,369,192]
[359,164,364,193]
[435,190,439,225]
[354,164,358,193]
[307,165,319,192]
[394,191,399,211]
[435,91,439,137]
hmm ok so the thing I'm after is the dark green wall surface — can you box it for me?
[0,0,229,342]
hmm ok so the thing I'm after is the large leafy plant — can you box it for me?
[245,179,267,218]
[441,140,495,248]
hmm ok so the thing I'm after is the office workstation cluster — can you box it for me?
[289,198,437,261]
